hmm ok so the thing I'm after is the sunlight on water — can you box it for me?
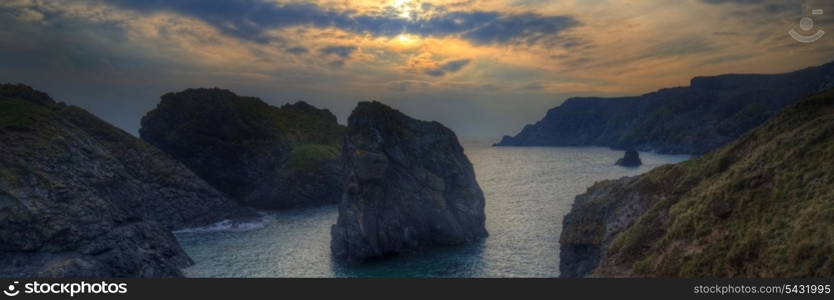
[176,140,689,277]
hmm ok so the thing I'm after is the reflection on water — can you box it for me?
[177,140,689,277]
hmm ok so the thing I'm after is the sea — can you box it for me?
[175,139,689,278]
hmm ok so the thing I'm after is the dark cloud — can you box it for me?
[425,59,471,77]
[319,46,356,58]
[317,46,356,69]
[462,13,578,45]
[698,0,804,19]
[99,0,580,46]
[286,46,309,54]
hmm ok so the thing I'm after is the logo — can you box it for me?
[790,9,825,43]
[3,282,19,297]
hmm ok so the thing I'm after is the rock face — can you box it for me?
[615,150,642,167]
[330,101,488,262]
[140,89,346,209]
[0,84,249,277]
[496,61,834,154]
[560,88,834,277]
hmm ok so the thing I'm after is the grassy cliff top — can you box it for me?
[596,88,834,277]
[150,88,345,146]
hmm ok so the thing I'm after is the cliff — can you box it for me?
[560,88,834,277]
[497,61,834,154]
[330,101,488,262]
[140,89,346,209]
[0,84,249,277]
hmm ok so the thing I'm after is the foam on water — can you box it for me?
[175,214,273,234]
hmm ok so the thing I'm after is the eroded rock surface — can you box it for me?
[331,101,487,262]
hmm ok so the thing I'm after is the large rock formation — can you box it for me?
[0,84,250,277]
[497,61,834,154]
[331,101,488,262]
[560,88,834,277]
[615,150,642,167]
[140,89,346,209]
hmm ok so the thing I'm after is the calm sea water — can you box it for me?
[176,139,689,278]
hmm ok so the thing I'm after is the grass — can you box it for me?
[286,143,341,171]
[0,99,47,130]
[164,90,348,172]
[591,88,834,277]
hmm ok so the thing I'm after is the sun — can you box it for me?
[398,34,413,43]
[397,34,418,45]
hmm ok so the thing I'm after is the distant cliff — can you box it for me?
[140,89,346,209]
[497,62,834,154]
[0,84,250,277]
[560,88,834,277]
[331,101,487,262]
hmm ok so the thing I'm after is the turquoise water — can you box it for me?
[176,140,689,277]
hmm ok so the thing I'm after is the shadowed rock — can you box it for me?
[0,84,251,277]
[496,61,834,154]
[331,101,487,262]
[560,88,834,277]
[140,88,346,209]
[615,150,642,167]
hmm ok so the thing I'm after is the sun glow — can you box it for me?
[393,0,413,19]
[398,34,416,45]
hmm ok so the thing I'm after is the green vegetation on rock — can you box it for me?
[498,61,834,155]
[0,98,48,130]
[0,84,250,277]
[287,143,341,171]
[140,89,346,209]
[561,88,834,277]
[562,90,834,277]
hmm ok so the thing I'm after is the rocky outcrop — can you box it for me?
[497,61,834,154]
[0,84,250,277]
[615,150,642,167]
[560,88,834,277]
[140,89,346,209]
[330,101,487,262]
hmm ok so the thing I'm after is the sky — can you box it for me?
[1,0,833,138]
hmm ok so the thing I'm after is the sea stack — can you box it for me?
[330,101,488,262]
[615,150,642,167]
[140,88,346,210]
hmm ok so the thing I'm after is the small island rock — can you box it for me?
[616,150,642,167]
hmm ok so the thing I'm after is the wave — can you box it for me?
[175,213,273,234]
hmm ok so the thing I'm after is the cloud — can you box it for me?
[698,0,765,4]
[2,0,833,141]
[286,46,309,55]
[424,59,471,77]
[517,82,544,91]
[388,80,431,92]
[98,0,581,47]
[644,38,715,58]
[13,7,44,22]
[696,0,805,20]
[319,45,357,68]
[461,13,579,45]
[319,46,357,59]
